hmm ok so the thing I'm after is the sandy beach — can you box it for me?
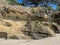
[0,34,59,45]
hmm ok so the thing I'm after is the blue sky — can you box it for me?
[17,0,23,3]
[17,0,58,10]
[49,4,57,10]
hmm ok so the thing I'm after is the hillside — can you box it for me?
[0,0,60,40]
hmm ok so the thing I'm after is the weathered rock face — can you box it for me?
[0,0,8,5]
[0,0,44,20]
[0,4,45,20]
[0,0,59,40]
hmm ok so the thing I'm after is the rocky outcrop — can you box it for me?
[0,0,8,5]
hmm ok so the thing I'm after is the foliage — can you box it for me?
[31,7,35,13]
[7,0,20,5]
[23,0,59,7]
[48,6,53,10]
[30,7,44,18]
[57,6,60,11]
[7,0,17,3]
[28,0,41,7]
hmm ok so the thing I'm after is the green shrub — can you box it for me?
[31,7,35,13]
[57,6,60,11]
[7,0,20,5]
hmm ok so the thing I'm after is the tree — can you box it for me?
[23,0,60,7]
[29,0,41,7]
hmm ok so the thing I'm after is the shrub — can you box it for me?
[31,7,35,13]
[7,0,20,5]
[57,6,60,11]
